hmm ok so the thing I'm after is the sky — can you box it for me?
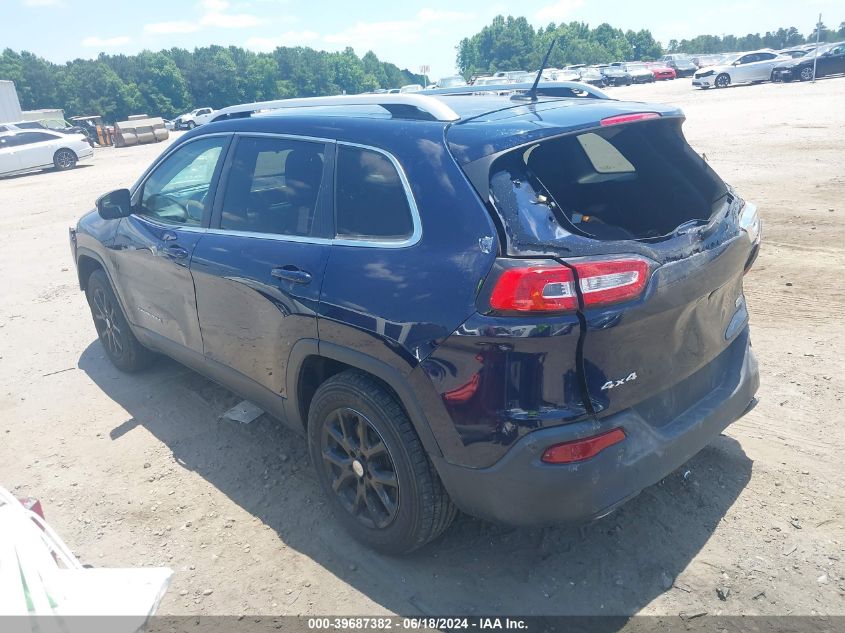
[2,0,841,79]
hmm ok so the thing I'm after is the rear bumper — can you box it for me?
[434,329,759,527]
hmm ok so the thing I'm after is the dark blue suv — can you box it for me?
[70,86,761,553]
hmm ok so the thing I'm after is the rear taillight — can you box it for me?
[488,258,650,313]
[489,264,577,312]
[575,258,650,308]
[600,112,661,126]
[541,428,626,464]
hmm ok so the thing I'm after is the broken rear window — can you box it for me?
[489,118,727,242]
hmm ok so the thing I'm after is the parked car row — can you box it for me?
[692,43,845,88]
[771,42,845,82]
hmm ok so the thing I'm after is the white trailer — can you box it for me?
[0,80,24,124]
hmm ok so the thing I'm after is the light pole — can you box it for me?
[813,13,821,83]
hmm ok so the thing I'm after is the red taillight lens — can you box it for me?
[488,258,650,313]
[600,112,660,126]
[489,264,577,312]
[541,428,626,464]
[575,258,650,308]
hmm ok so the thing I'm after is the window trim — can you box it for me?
[128,131,423,248]
[207,132,422,249]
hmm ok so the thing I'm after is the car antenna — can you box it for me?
[517,37,556,102]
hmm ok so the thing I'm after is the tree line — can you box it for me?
[457,16,845,76]
[457,16,663,76]
[667,23,845,54]
[0,45,425,123]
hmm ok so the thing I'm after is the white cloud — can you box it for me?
[535,0,585,23]
[143,0,263,36]
[246,31,319,51]
[322,9,473,53]
[199,0,229,10]
[81,36,131,48]
[201,11,263,28]
[144,21,202,34]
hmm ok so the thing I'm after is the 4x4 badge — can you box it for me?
[601,372,638,391]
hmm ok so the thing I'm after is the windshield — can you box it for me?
[439,76,466,88]
[804,44,835,57]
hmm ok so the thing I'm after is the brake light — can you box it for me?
[600,112,660,126]
[489,264,577,312]
[541,428,626,463]
[575,258,650,308]
[489,258,649,312]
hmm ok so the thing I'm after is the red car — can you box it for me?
[646,62,677,80]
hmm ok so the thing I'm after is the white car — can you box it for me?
[175,107,215,130]
[692,50,788,89]
[399,84,423,93]
[0,130,92,177]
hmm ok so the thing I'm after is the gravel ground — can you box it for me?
[1,76,843,618]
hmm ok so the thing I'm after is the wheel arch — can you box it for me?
[286,339,444,460]
[76,247,107,291]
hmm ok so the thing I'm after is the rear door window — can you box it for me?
[218,136,326,237]
[335,145,414,241]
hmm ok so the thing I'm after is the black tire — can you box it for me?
[86,269,155,372]
[53,148,77,171]
[799,66,814,82]
[715,73,731,88]
[186,121,196,129]
[307,370,457,554]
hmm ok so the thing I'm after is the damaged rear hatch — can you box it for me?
[448,98,761,420]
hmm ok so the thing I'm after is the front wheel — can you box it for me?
[186,121,196,129]
[86,270,155,372]
[715,73,731,88]
[308,371,457,554]
[799,66,814,81]
[53,148,77,170]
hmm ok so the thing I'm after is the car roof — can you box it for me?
[189,90,682,166]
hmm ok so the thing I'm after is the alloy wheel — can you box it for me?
[320,407,399,529]
[56,150,75,169]
[91,286,123,357]
[800,67,814,81]
[716,74,730,88]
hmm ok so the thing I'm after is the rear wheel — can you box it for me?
[53,148,77,171]
[86,270,154,372]
[307,371,456,554]
[715,73,731,88]
[799,66,814,81]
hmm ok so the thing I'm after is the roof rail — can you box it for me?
[421,81,611,100]
[210,94,461,123]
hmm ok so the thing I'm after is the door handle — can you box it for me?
[163,243,189,259]
[271,266,312,285]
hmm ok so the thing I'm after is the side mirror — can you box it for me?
[732,61,740,66]
[96,188,132,220]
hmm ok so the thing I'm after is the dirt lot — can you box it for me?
[1,76,844,619]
